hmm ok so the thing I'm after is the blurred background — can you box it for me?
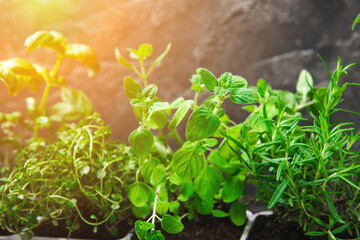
[1,0,360,141]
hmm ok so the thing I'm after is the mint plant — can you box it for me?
[117,44,262,239]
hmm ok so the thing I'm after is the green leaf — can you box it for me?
[219,72,233,88]
[124,76,142,99]
[169,173,184,185]
[161,214,184,234]
[212,209,229,218]
[0,65,17,96]
[145,230,165,240]
[129,127,154,159]
[194,197,214,215]
[133,205,151,219]
[230,88,259,104]
[50,102,79,121]
[324,190,345,224]
[169,201,180,215]
[148,110,167,129]
[229,202,246,226]
[129,182,151,206]
[196,68,218,92]
[186,107,221,141]
[149,102,169,112]
[115,48,133,69]
[61,87,93,117]
[156,201,170,215]
[135,220,155,240]
[352,13,360,31]
[194,166,222,200]
[172,147,204,180]
[296,69,313,97]
[150,164,167,187]
[231,76,248,88]
[268,179,289,209]
[25,30,67,54]
[178,181,195,201]
[222,177,244,203]
[257,79,267,98]
[151,43,171,67]
[168,100,193,130]
[143,84,158,99]
[137,44,153,60]
[247,114,267,132]
[65,43,100,77]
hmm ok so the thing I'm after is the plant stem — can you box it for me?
[151,187,161,230]
[171,129,183,146]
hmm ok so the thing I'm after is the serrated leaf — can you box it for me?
[129,127,154,159]
[194,166,222,200]
[150,164,167,187]
[115,48,133,69]
[172,148,204,180]
[222,177,244,203]
[124,76,142,99]
[186,107,221,141]
[230,88,259,104]
[129,182,151,206]
[168,100,193,130]
[196,68,218,92]
[229,202,246,226]
[151,43,171,67]
[161,214,184,234]
[65,43,100,77]
[25,30,67,54]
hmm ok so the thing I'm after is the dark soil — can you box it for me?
[0,214,356,240]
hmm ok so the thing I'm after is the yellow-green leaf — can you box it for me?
[65,43,100,78]
[25,30,67,55]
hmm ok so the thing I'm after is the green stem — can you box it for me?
[171,129,183,146]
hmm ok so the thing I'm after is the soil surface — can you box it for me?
[0,214,356,240]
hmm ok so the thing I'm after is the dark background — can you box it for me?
[1,0,360,141]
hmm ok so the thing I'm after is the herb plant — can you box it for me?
[116,43,262,239]
[0,31,134,239]
[226,57,360,239]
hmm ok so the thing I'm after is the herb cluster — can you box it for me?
[0,27,360,240]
